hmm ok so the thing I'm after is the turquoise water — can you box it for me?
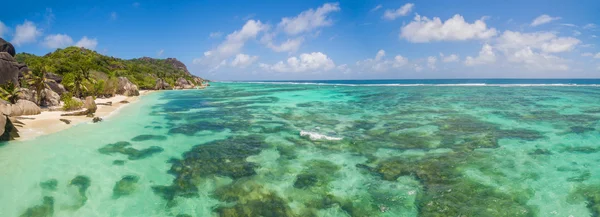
[2,82,600,217]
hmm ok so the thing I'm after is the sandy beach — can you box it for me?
[15,90,153,140]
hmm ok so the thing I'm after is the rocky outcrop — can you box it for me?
[0,52,21,86]
[83,96,97,113]
[155,78,172,90]
[46,73,62,83]
[17,88,36,102]
[193,77,204,85]
[0,114,19,141]
[46,80,66,95]
[6,100,42,116]
[175,77,194,89]
[41,89,60,107]
[61,109,92,116]
[0,38,15,57]
[116,77,139,96]
[166,58,190,75]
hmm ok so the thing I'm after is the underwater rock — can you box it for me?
[294,173,319,189]
[529,148,552,155]
[92,117,102,123]
[293,160,340,190]
[112,160,125,165]
[19,196,54,217]
[39,179,58,191]
[98,141,164,160]
[131,134,167,141]
[68,175,90,209]
[562,146,600,154]
[567,171,591,182]
[568,184,600,216]
[371,153,537,216]
[214,181,296,217]
[113,175,140,199]
[567,126,595,134]
[152,135,266,201]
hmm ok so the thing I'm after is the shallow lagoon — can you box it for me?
[1,82,600,216]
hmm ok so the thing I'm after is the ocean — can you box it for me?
[1,79,600,216]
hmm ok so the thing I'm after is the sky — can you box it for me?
[1,0,600,80]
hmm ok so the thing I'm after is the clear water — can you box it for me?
[2,81,600,217]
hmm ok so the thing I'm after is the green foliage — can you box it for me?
[0,82,20,103]
[61,93,83,111]
[15,47,197,94]
[25,58,51,105]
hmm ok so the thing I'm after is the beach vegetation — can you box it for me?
[0,81,20,103]
[61,92,83,111]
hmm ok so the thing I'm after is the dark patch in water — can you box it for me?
[152,135,266,202]
[113,160,125,165]
[131,134,167,141]
[113,175,140,199]
[39,179,58,191]
[68,175,90,209]
[98,141,163,160]
[19,196,54,217]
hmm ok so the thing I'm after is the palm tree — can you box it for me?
[0,82,20,103]
[26,63,51,105]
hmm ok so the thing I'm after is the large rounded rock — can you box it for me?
[41,88,60,107]
[46,72,62,83]
[175,77,194,89]
[155,78,172,90]
[11,100,41,116]
[0,114,19,141]
[17,88,36,102]
[116,77,139,96]
[83,96,97,113]
[0,38,15,57]
[0,52,20,86]
[46,80,66,95]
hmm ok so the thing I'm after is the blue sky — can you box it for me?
[1,0,599,80]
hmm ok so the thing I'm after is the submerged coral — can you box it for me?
[19,196,54,217]
[98,141,164,160]
[113,175,140,199]
[153,135,266,201]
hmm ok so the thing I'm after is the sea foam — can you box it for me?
[300,130,343,141]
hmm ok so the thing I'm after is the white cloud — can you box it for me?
[383,3,414,20]
[507,47,569,71]
[209,32,223,38]
[530,14,561,26]
[337,64,351,74]
[581,52,593,57]
[75,36,98,50]
[157,49,164,56]
[11,20,42,46]
[42,34,74,48]
[0,21,7,37]
[427,56,437,69]
[356,49,408,72]
[595,53,600,59]
[583,23,596,29]
[260,52,335,73]
[371,4,383,12]
[496,30,580,53]
[400,14,497,43]
[440,53,459,62]
[193,20,267,70]
[278,3,340,35]
[573,30,582,36]
[231,53,258,68]
[465,44,496,66]
[269,37,304,52]
[110,12,118,21]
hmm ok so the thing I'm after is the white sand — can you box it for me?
[15,90,153,140]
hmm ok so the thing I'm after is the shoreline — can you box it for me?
[14,90,155,141]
